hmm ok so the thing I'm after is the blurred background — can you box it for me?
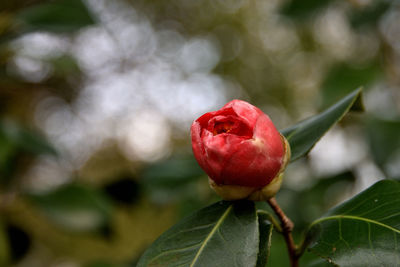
[0,0,399,266]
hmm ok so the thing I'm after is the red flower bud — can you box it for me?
[191,99,290,201]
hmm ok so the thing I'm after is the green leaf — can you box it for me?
[16,0,95,33]
[256,213,273,267]
[281,88,363,162]
[85,262,130,267]
[305,180,400,266]
[137,201,260,267]
[29,184,113,232]
[305,258,335,267]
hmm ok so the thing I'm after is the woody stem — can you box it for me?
[267,197,299,267]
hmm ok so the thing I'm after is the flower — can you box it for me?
[191,99,290,201]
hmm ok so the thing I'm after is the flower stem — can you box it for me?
[267,197,299,267]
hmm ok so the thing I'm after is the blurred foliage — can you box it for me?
[28,183,113,233]
[15,0,95,33]
[0,119,56,186]
[280,0,334,20]
[365,117,400,178]
[349,1,391,30]
[320,63,381,108]
[0,0,399,266]
[4,224,31,263]
[0,221,10,266]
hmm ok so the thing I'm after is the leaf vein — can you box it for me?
[310,215,400,234]
[189,205,233,267]
[148,242,202,264]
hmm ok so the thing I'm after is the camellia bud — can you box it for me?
[191,99,290,201]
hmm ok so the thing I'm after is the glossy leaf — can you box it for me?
[256,213,273,267]
[137,201,259,267]
[16,0,95,33]
[281,88,363,162]
[305,180,400,266]
[29,184,113,232]
[306,258,335,267]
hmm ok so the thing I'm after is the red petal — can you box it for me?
[222,100,261,127]
[201,131,248,184]
[191,121,212,177]
[220,139,282,187]
[253,113,284,159]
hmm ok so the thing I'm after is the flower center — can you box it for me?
[213,121,235,135]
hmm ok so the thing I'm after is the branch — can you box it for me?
[267,197,299,267]
[257,209,283,233]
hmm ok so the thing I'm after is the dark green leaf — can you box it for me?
[305,258,335,267]
[29,184,113,232]
[256,213,273,267]
[137,201,259,267]
[16,0,95,33]
[305,180,400,266]
[85,261,131,267]
[281,88,363,161]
